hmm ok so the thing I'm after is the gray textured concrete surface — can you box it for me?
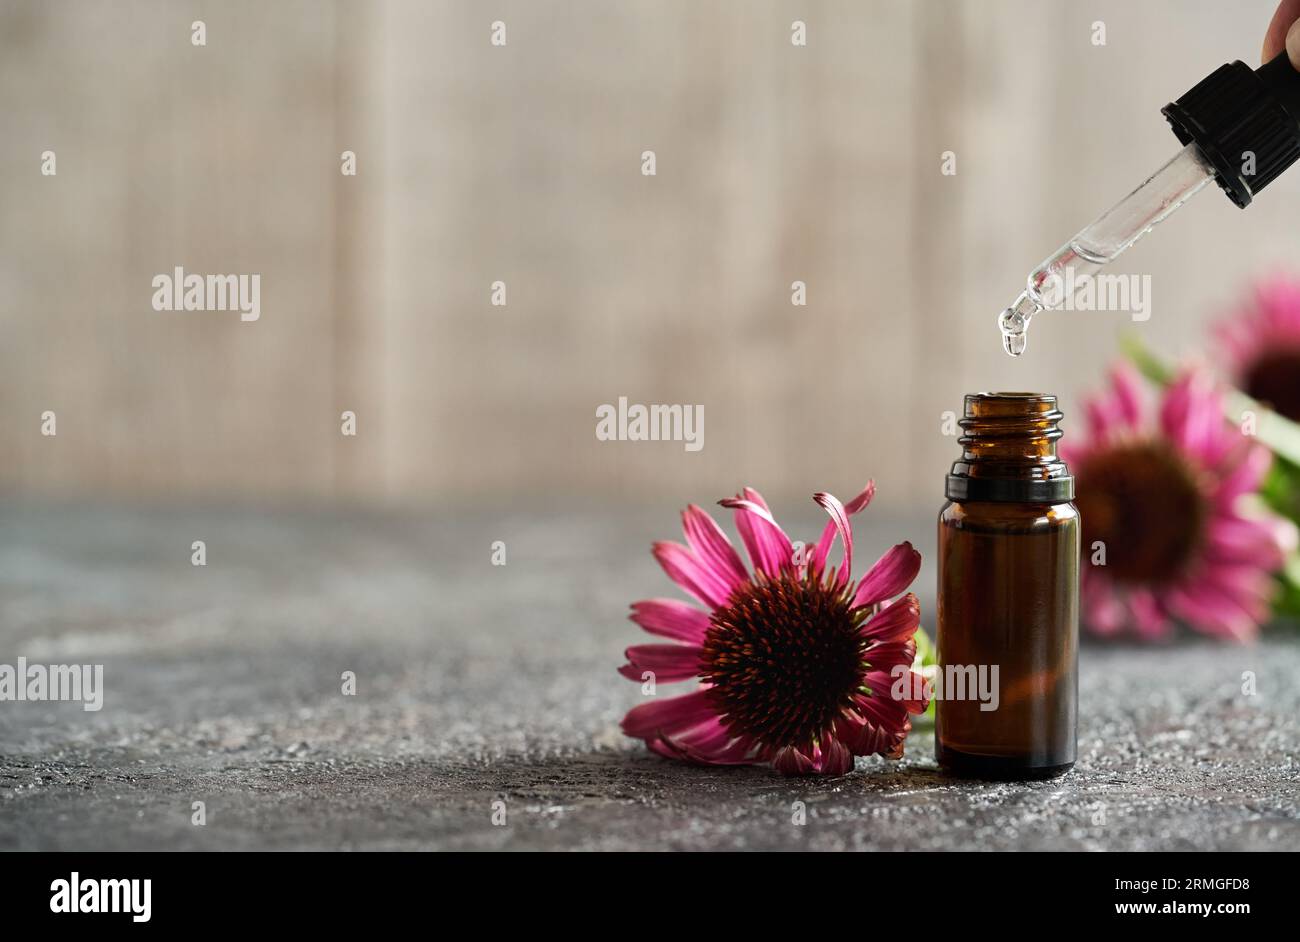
[1,502,1298,851]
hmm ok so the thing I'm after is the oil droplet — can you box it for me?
[1002,325,1026,357]
[998,308,1028,357]
[998,291,1043,358]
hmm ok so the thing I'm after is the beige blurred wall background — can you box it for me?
[2,0,1298,512]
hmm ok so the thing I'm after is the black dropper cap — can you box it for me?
[1162,52,1300,208]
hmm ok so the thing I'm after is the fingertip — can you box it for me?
[1263,0,1300,64]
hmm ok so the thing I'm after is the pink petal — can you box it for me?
[836,717,889,756]
[1162,582,1260,643]
[652,541,731,608]
[772,745,816,775]
[618,644,703,683]
[1085,397,1118,446]
[1157,371,1195,449]
[1127,589,1173,641]
[860,592,920,643]
[1058,440,1086,470]
[1160,371,1224,462]
[1213,443,1271,506]
[675,718,741,755]
[811,737,853,776]
[1194,563,1277,617]
[680,504,749,593]
[621,688,716,739]
[851,691,909,730]
[1254,275,1300,335]
[892,670,931,714]
[853,542,921,608]
[719,488,794,578]
[812,491,853,586]
[835,702,908,758]
[651,717,757,765]
[864,656,922,706]
[864,639,917,677]
[860,666,930,714]
[812,481,875,577]
[655,737,754,765]
[1213,320,1253,373]
[1204,514,1292,571]
[629,598,712,644]
[881,730,910,760]
[1110,362,1145,428]
[843,482,878,515]
[1081,577,1127,636]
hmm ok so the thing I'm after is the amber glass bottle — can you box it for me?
[936,393,1078,779]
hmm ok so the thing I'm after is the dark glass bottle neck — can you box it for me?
[945,392,1074,503]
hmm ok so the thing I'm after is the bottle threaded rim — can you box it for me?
[946,393,1074,503]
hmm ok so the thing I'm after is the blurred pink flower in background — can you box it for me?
[1213,274,1300,422]
[619,484,929,776]
[1064,365,1296,643]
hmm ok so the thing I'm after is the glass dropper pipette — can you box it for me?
[998,143,1216,356]
[999,51,1300,357]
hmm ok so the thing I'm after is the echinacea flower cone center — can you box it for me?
[1075,441,1206,585]
[700,572,864,750]
[1243,349,1300,423]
